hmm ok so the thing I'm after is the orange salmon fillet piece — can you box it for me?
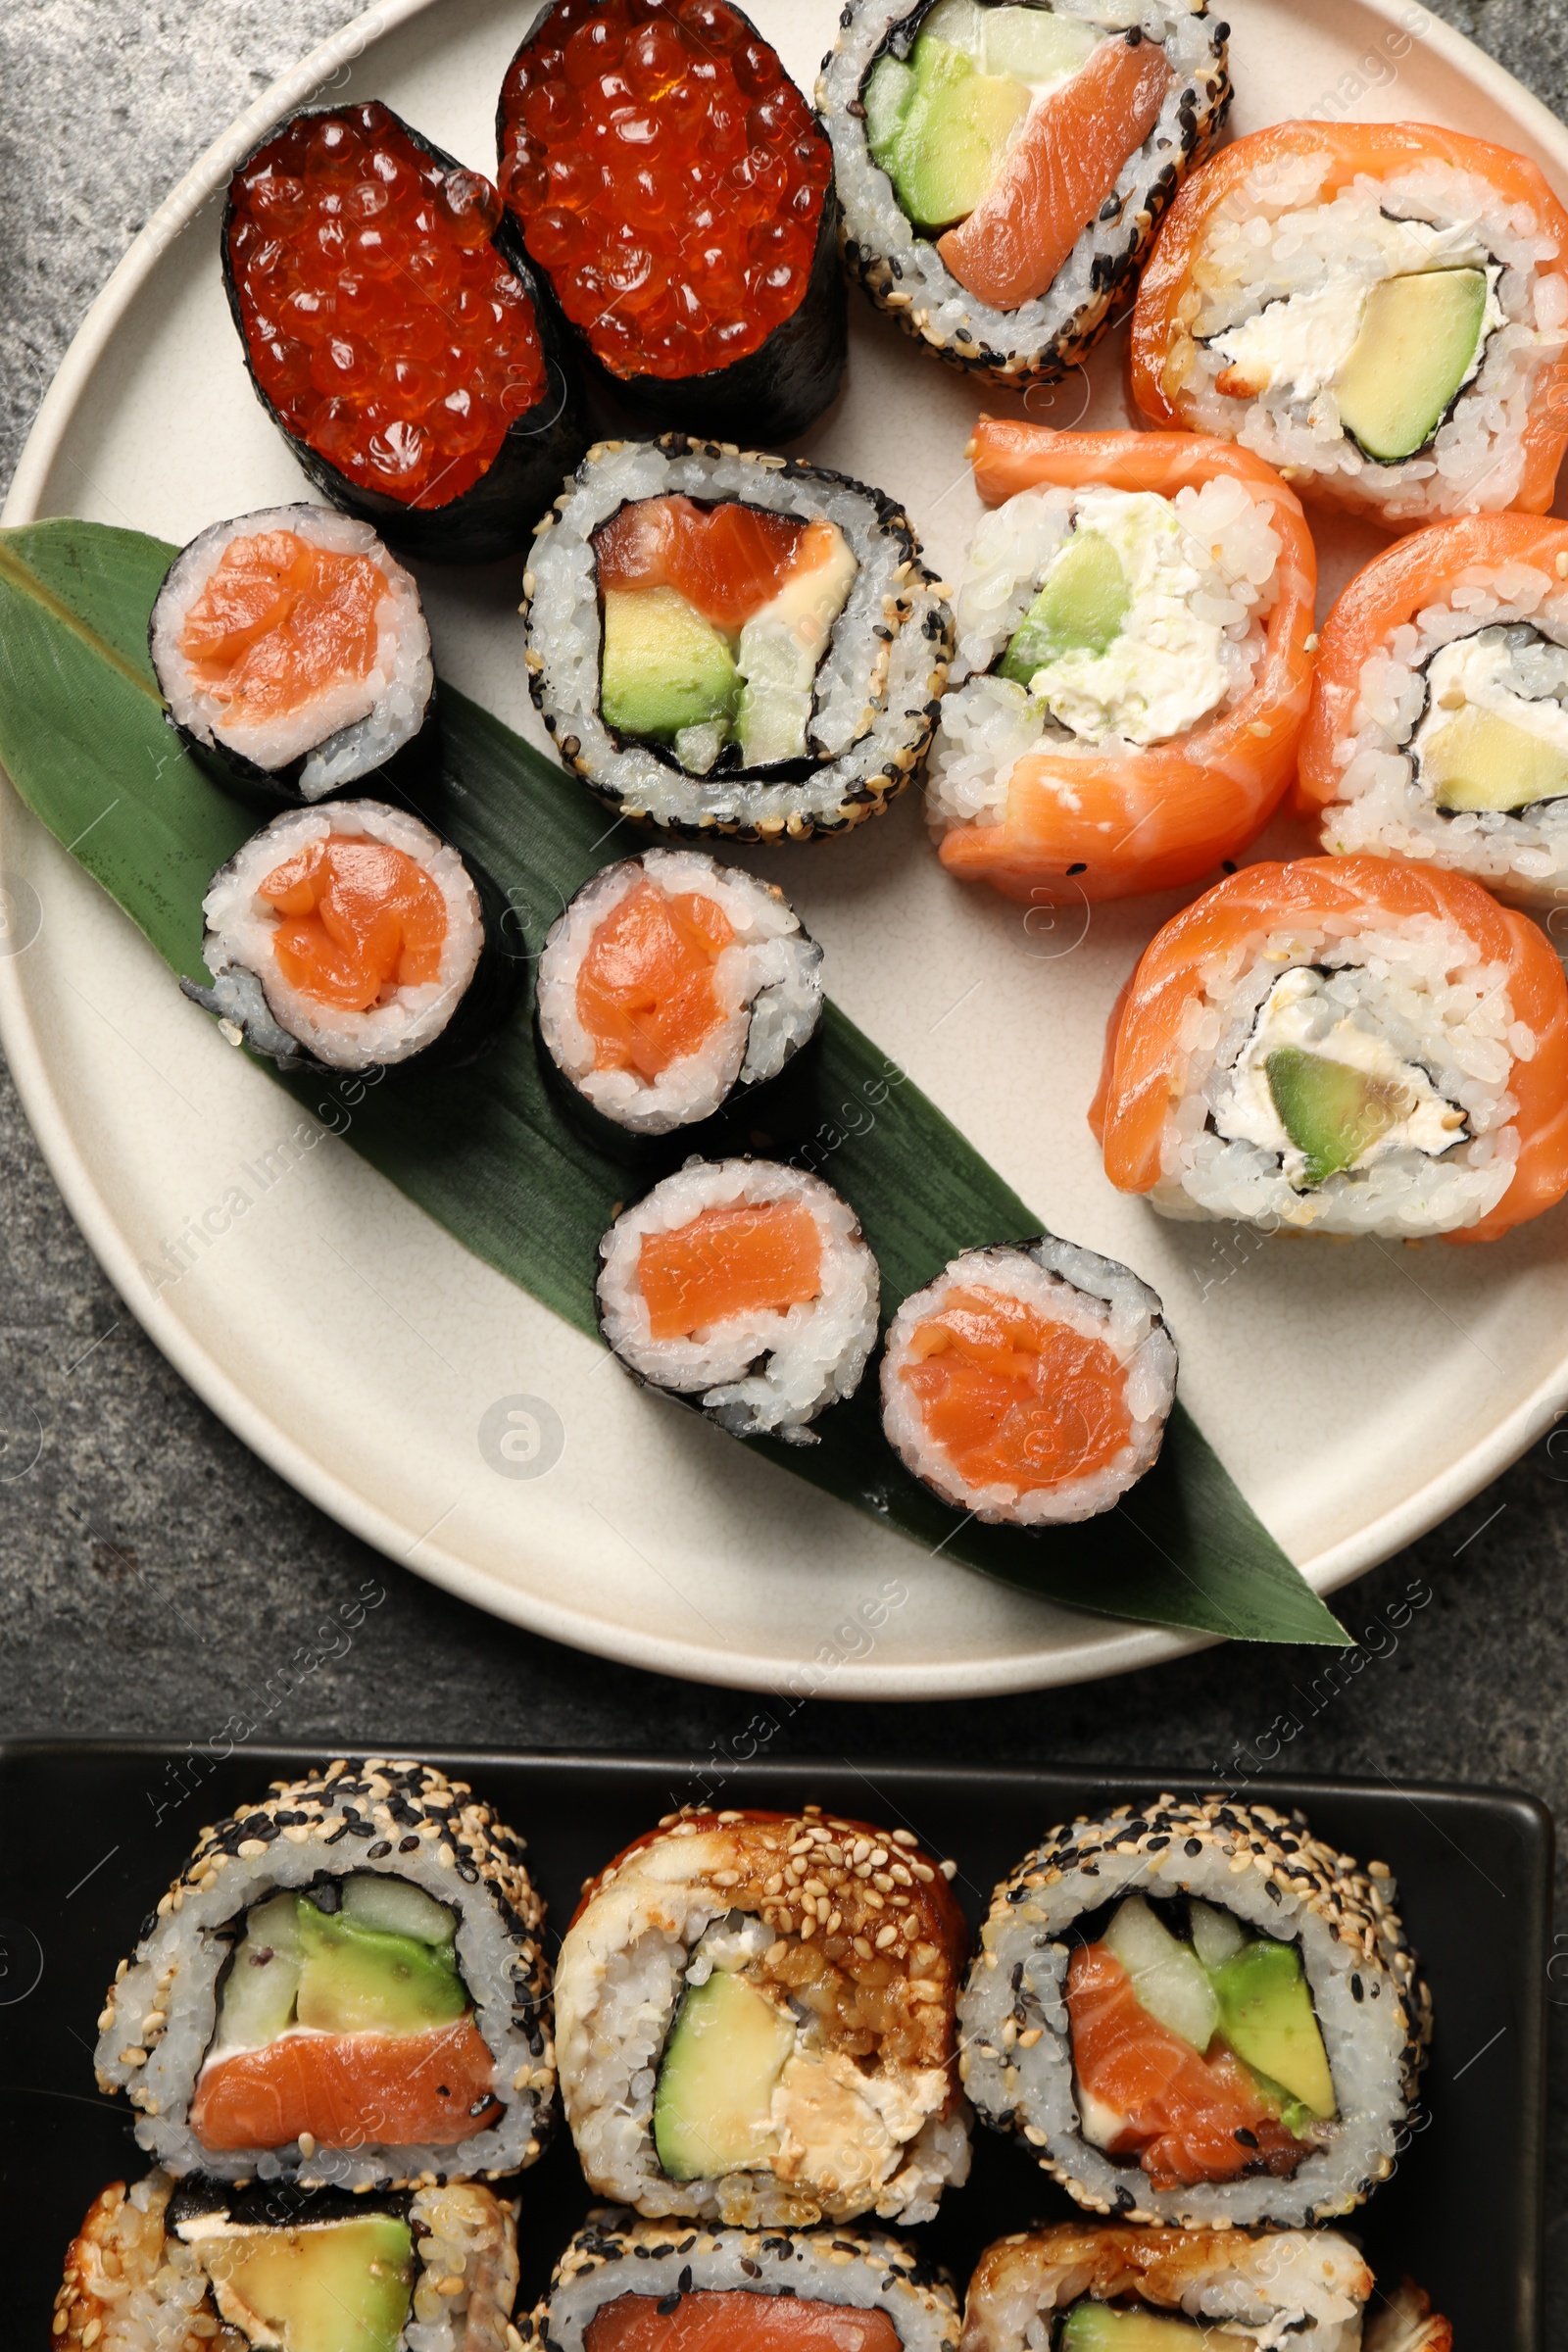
[189,2017,499,2151]
[594,497,810,634]
[577,877,734,1079]
[638,1201,823,1340]
[262,836,447,1010]
[178,530,382,724]
[900,1286,1132,1491]
[586,2292,903,2352]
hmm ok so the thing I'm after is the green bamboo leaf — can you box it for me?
[0,517,1348,1647]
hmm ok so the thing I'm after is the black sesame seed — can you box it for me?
[399,1835,420,1853]
[1234,2127,1259,2148]
[1351,1975,1364,2002]
[1066,861,1088,875]
[657,2297,681,2317]
[367,1840,391,1860]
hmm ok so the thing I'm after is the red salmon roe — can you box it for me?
[228,101,547,511]
[498,0,831,381]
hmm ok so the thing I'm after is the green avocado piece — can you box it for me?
[1421,701,1568,812]
[1060,2304,1205,2350]
[1265,1046,1416,1188]
[880,36,1030,232]
[199,2216,415,2352]
[213,1891,304,2053]
[1208,1938,1337,2122]
[601,586,739,745]
[653,1966,795,2182]
[1000,531,1130,688]
[1337,269,1490,463]
[295,1899,467,2034]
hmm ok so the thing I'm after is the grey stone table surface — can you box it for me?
[4,0,1568,2320]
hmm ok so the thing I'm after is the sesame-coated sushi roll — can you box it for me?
[93,1759,555,2190]
[597,1158,879,1443]
[820,4,1230,392]
[554,1803,970,2227]
[1132,121,1568,529]
[52,2170,520,2352]
[959,1796,1432,2230]
[880,1239,1176,1527]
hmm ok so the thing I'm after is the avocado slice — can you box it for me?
[295,1900,467,2035]
[1337,269,1491,463]
[1101,1895,1219,2054]
[1265,1046,1416,1187]
[876,36,1030,231]
[1000,531,1129,689]
[198,2215,414,2352]
[214,1891,304,2053]
[1060,2304,1204,2350]
[652,1966,796,2182]
[1420,702,1568,812]
[601,586,739,745]
[1208,1938,1337,2121]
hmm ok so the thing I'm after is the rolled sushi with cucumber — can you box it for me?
[93,1758,555,2189]
[1132,121,1568,527]
[523,436,954,843]
[820,2,1229,389]
[959,1795,1431,2230]
[554,1803,970,2227]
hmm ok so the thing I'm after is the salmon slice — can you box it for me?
[189,2018,500,2152]
[638,1201,823,1340]
[586,2291,903,2352]
[900,1285,1132,1491]
[262,836,447,1010]
[178,530,383,724]
[576,877,735,1078]
[594,497,810,634]
[1066,1943,1306,2189]
[938,35,1171,312]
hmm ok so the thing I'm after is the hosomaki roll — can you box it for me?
[925,420,1315,904]
[52,2171,521,2352]
[596,1159,879,1443]
[535,852,823,1136]
[523,435,953,843]
[879,1238,1176,1526]
[94,1759,555,2189]
[555,1803,970,2226]
[820,4,1230,392]
[1131,121,1568,529]
[958,1795,1432,2231]
[1090,855,1568,1243]
[960,2224,1452,2352]
[525,2213,960,2352]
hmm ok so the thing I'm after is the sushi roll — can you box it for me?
[529,2212,961,2352]
[1092,854,1568,1244]
[184,801,515,1074]
[536,851,823,1136]
[1131,121,1568,528]
[926,418,1316,904]
[958,1795,1432,2230]
[597,1157,878,1443]
[93,1758,555,2188]
[497,0,846,444]
[52,2170,520,2352]
[1299,514,1568,908]
[820,3,1230,391]
[880,1238,1176,1527]
[553,1802,970,2226]
[149,504,435,808]
[223,100,585,564]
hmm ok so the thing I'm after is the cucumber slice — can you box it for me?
[865,54,916,171]
[981,8,1100,84]
[1422,703,1568,812]
[1101,1894,1219,2054]
[1188,1898,1246,1972]
[1337,269,1491,463]
[212,1891,304,2053]
[340,1872,456,1946]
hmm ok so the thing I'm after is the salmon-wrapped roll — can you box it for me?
[1131,121,1568,529]
[555,1804,970,2227]
[1092,855,1568,1244]
[925,420,1315,904]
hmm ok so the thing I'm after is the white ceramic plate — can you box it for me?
[5,0,1568,1697]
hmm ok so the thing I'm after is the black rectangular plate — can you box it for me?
[0,1746,1549,2348]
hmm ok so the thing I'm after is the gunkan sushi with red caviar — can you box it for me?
[223,100,587,564]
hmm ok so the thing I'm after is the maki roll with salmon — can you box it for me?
[959,1796,1432,2230]
[224,100,585,564]
[149,505,434,808]
[927,419,1316,904]
[554,1802,969,2225]
[53,2170,520,2352]
[524,436,953,842]
[1091,855,1568,1243]
[1132,122,1568,527]
[597,1158,878,1442]
[93,1758,555,2188]
[536,851,823,1135]
[820,3,1229,390]
[881,1239,1176,1526]
[498,0,845,444]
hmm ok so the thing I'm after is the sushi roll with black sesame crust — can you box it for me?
[523,435,954,844]
[818,3,1230,392]
[94,1759,556,2191]
[959,1795,1432,2230]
